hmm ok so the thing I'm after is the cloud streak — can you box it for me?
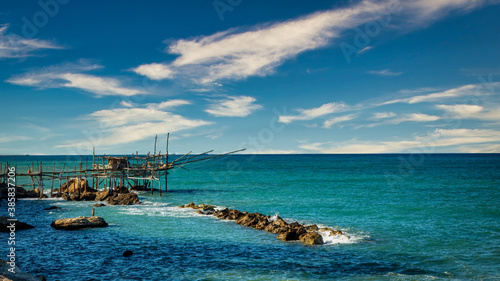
[205,96,262,117]
[7,60,145,97]
[133,0,492,84]
[58,100,211,148]
[0,23,64,58]
[279,102,349,124]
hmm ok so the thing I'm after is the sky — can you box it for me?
[0,0,499,155]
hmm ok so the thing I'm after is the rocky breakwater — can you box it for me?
[51,216,108,230]
[52,183,141,205]
[179,202,343,245]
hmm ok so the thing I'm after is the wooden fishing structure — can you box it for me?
[0,134,245,197]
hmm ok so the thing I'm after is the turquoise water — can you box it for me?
[1,154,499,280]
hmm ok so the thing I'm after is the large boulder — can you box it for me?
[0,216,35,232]
[79,192,97,201]
[59,178,96,194]
[0,259,46,281]
[299,232,324,245]
[50,216,108,230]
[108,193,140,205]
[95,190,113,201]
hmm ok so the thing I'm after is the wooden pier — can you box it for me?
[0,134,244,197]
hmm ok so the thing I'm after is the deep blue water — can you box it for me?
[1,154,499,280]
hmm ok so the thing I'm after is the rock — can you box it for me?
[59,178,96,194]
[50,216,108,230]
[0,216,35,232]
[114,185,129,194]
[0,259,46,281]
[43,206,61,210]
[214,208,229,219]
[299,232,324,245]
[277,230,301,241]
[108,193,140,205]
[123,250,133,257]
[69,194,80,201]
[305,224,319,232]
[254,219,269,230]
[93,203,106,207]
[236,213,259,227]
[180,202,196,208]
[79,192,97,201]
[197,208,214,215]
[95,190,113,201]
[319,227,343,236]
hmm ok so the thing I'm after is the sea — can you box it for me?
[1,154,499,280]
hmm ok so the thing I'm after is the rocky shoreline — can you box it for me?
[180,202,344,245]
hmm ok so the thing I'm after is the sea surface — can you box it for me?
[1,154,499,280]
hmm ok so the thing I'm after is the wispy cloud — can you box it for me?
[205,96,262,117]
[7,60,146,97]
[372,112,396,119]
[57,100,211,148]
[279,102,349,124]
[323,114,356,128]
[0,23,64,58]
[300,128,500,153]
[437,104,500,121]
[367,69,403,76]
[382,83,499,105]
[0,135,32,144]
[133,0,491,84]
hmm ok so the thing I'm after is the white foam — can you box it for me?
[269,213,280,222]
[316,227,368,245]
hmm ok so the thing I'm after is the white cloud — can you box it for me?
[367,69,403,76]
[437,104,500,121]
[205,96,262,117]
[7,60,145,97]
[279,102,349,123]
[0,135,32,144]
[383,83,499,105]
[436,104,483,118]
[372,112,396,119]
[393,113,440,123]
[0,23,64,58]
[58,100,210,148]
[133,0,491,84]
[323,114,356,128]
[150,99,191,110]
[133,63,174,80]
[300,128,500,153]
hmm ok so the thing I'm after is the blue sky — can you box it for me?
[1,0,499,155]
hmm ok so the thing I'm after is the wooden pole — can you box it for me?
[166,133,169,192]
[51,162,55,197]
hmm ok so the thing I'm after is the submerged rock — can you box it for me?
[123,250,134,257]
[0,216,35,232]
[43,206,61,210]
[93,203,106,207]
[0,259,46,281]
[50,216,108,230]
